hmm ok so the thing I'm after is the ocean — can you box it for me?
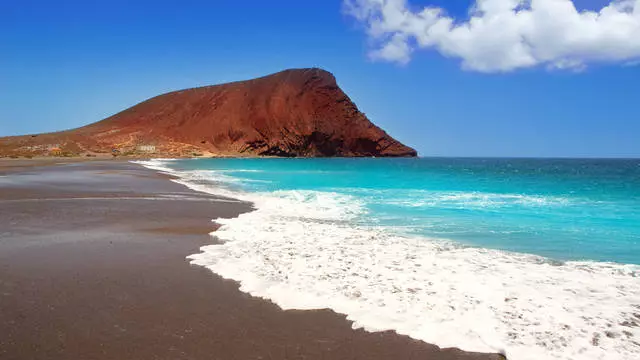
[138,158,640,360]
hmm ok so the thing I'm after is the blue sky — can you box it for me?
[1,0,638,157]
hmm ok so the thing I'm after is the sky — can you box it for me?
[1,0,639,158]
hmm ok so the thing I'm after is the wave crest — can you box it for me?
[137,159,640,360]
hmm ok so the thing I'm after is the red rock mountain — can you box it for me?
[0,68,417,158]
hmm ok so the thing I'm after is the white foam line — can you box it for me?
[134,158,640,360]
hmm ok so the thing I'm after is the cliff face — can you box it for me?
[0,68,417,158]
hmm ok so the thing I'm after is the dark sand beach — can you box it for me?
[0,159,503,360]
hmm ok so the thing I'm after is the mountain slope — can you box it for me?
[0,68,417,158]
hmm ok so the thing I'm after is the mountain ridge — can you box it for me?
[0,68,417,158]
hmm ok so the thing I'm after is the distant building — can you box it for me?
[136,145,156,153]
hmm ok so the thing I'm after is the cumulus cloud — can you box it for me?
[343,0,640,72]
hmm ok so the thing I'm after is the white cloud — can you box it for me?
[344,0,640,72]
[370,33,413,63]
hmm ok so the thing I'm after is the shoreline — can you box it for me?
[0,159,503,360]
[139,158,640,360]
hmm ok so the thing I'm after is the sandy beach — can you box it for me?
[0,159,503,360]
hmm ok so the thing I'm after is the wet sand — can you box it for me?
[0,160,504,360]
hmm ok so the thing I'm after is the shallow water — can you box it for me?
[137,158,640,360]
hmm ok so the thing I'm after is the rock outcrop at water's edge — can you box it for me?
[0,68,417,158]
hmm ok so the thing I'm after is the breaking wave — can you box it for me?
[136,159,640,360]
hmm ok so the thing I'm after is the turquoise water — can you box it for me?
[169,157,640,264]
[142,158,640,359]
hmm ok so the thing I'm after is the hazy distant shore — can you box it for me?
[0,160,502,360]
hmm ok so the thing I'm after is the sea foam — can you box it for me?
[136,159,640,360]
